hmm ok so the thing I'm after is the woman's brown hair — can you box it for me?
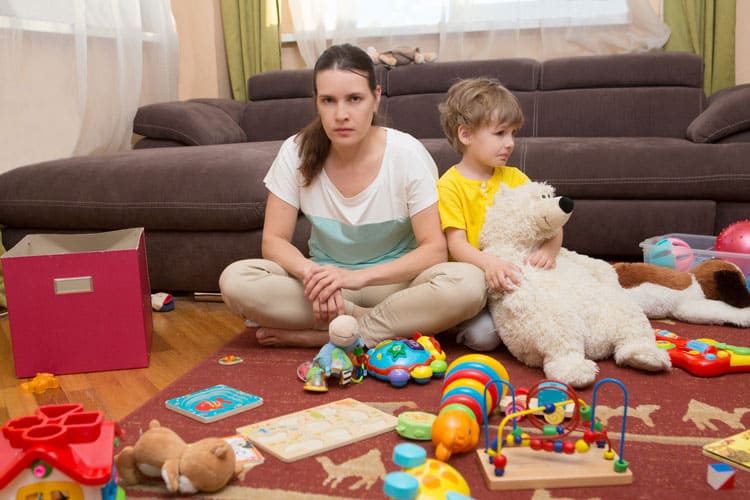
[296,43,379,186]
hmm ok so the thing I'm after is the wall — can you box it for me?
[170,0,231,100]
[173,0,749,100]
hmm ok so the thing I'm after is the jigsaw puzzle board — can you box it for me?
[236,398,397,462]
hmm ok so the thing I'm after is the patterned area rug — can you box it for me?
[118,319,749,499]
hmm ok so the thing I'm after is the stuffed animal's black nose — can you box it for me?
[559,196,574,213]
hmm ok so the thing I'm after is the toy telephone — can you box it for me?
[654,329,750,377]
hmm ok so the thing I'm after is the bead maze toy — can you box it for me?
[383,443,472,500]
[0,404,124,500]
[431,354,510,462]
[365,333,447,387]
[654,328,750,376]
[476,378,633,490]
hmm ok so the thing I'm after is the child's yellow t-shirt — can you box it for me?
[437,165,529,248]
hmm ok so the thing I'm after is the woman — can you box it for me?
[219,44,485,348]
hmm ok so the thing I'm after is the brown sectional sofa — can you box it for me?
[1,52,750,293]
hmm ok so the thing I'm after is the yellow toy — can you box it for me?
[20,372,59,393]
[384,443,472,499]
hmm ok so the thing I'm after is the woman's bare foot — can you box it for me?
[256,327,330,347]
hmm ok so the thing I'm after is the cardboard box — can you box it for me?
[640,233,750,275]
[1,228,153,377]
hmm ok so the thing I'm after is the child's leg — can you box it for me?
[455,306,500,351]
[357,262,486,346]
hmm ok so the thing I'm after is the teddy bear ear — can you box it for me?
[212,444,229,458]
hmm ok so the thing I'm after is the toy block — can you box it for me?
[707,463,736,490]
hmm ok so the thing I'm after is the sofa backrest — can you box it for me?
[383,58,540,139]
[242,65,389,142]
[241,52,706,142]
[537,52,706,138]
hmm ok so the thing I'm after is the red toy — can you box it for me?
[715,220,750,274]
[0,404,123,499]
[654,329,750,377]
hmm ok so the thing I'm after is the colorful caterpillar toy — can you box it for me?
[431,354,509,462]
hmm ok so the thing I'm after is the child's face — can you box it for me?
[460,121,517,168]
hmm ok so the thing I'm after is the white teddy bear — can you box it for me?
[480,182,671,387]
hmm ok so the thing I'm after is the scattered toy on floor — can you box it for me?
[0,404,124,499]
[20,372,59,393]
[432,354,510,462]
[706,463,736,490]
[478,378,632,490]
[151,292,175,312]
[304,315,367,392]
[115,419,245,494]
[383,442,472,499]
[614,259,750,327]
[365,333,447,388]
[654,329,750,377]
[480,182,670,388]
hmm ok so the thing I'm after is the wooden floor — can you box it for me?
[0,296,245,422]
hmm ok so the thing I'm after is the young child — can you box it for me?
[437,78,563,351]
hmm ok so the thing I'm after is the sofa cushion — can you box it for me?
[540,52,704,90]
[687,84,750,143]
[134,99,248,146]
[0,142,282,231]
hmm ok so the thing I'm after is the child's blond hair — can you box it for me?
[439,77,524,153]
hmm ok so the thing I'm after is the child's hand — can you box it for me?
[484,256,522,293]
[526,247,557,269]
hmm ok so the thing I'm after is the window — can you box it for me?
[287,0,631,40]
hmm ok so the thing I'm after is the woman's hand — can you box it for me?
[302,264,365,322]
[311,289,345,323]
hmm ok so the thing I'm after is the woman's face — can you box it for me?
[315,68,381,149]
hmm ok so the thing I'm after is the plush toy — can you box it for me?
[115,420,244,494]
[304,315,367,392]
[479,182,671,388]
[366,45,437,68]
[613,259,750,327]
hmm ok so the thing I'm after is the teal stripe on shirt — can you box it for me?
[307,215,417,269]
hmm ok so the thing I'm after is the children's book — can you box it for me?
[702,429,750,471]
[222,434,265,469]
[165,384,263,423]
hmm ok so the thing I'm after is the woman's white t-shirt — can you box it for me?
[264,127,438,269]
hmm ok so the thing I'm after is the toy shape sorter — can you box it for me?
[0,403,124,500]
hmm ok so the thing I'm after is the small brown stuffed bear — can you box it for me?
[366,45,438,68]
[115,420,244,494]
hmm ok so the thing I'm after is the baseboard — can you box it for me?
[193,292,224,302]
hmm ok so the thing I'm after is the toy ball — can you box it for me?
[646,237,694,271]
[715,220,750,275]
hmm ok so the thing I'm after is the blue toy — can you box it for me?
[365,333,447,387]
[304,315,367,392]
[646,237,694,271]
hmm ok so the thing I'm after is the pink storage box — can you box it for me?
[1,228,153,377]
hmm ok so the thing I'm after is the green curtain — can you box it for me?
[663,0,735,95]
[220,0,282,102]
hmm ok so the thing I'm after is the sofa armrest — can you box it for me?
[687,84,750,143]
[133,98,248,146]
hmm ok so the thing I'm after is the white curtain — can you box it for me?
[0,0,179,174]
[289,0,670,68]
